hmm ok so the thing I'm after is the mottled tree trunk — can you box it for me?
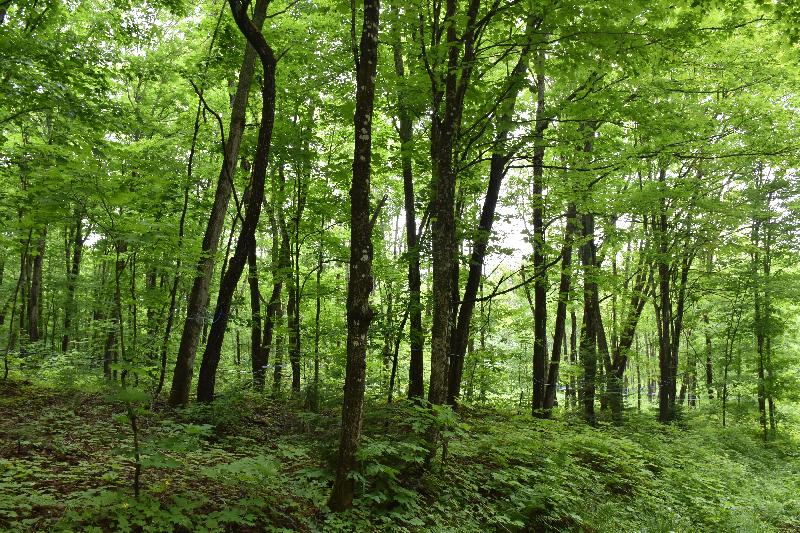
[329,0,380,511]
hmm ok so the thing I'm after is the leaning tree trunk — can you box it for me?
[329,0,380,511]
[195,0,277,403]
[168,0,268,406]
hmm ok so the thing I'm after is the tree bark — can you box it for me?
[248,244,264,389]
[580,212,598,425]
[530,53,548,415]
[27,227,46,343]
[428,0,481,408]
[329,0,380,511]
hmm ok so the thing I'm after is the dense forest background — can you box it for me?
[2,0,800,530]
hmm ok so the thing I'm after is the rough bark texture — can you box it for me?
[195,0,277,403]
[428,0,480,408]
[168,0,268,406]
[328,0,380,511]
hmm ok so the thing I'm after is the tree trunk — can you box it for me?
[530,52,548,414]
[287,268,299,392]
[27,227,46,343]
[329,0,380,511]
[580,212,597,425]
[168,0,268,406]
[3,232,31,380]
[428,0,481,408]
[248,244,264,389]
[62,212,83,351]
[195,0,277,402]
[448,19,538,404]
[390,22,424,400]
[270,190,291,393]
[542,203,577,413]
[288,162,307,394]
[308,236,323,411]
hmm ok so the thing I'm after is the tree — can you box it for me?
[195,0,277,403]
[329,0,380,511]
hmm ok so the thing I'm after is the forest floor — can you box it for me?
[1,377,799,532]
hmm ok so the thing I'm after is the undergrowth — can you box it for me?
[1,378,798,532]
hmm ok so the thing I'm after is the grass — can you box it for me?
[0,377,798,532]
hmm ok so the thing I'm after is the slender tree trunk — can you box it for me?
[448,19,538,404]
[542,203,577,414]
[308,237,323,411]
[62,212,83,351]
[570,310,578,406]
[288,165,307,394]
[272,301,285,394]
[153,103,196,399]
[704,311,713,400]
[655,173,674,423]
[531,53,548,414]
[168,0,269,406]
[3,232,31,380]
[195,0,277,402]
[752,217,768,440]
[27,227,46,343]
[391,23,424,400]
[261,170,286,391]
[764,220,776,432]
[271,198,291,393]
[248,244,264,389]
[329,0,380,511]
[287,268,299,392]
[581,212,597,425]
